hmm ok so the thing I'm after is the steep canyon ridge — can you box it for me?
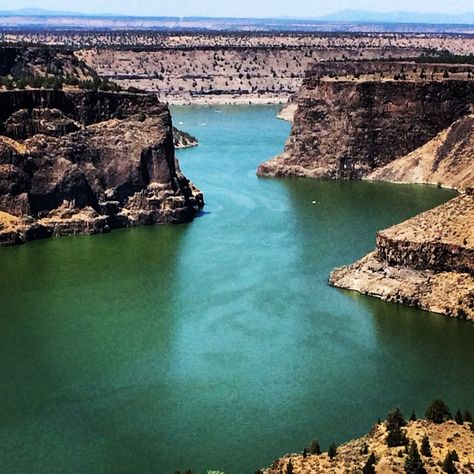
[257,59,474,320]
[0,32,473,316]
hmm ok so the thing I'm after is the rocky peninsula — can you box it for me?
[259,60,474,320]
[0,89,203,246]
[330,192,474,320]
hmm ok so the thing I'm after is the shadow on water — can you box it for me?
[0,225,190,473]
[347,290,474,414]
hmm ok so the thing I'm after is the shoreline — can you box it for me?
[161,94,291,106]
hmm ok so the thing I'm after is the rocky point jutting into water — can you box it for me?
[0,89,203,246]
[330,191,474,321]
[259,60,474,320]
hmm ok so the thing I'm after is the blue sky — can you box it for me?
[1,0,473,17]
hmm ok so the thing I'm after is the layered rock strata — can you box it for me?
[258,62,474,179]
[330,193,474,320]
[366,114,474,191]
[0,90,203,246]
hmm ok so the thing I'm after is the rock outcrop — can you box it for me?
[173,126,198,149]
[366,114,474,192]
[330,193,474,320]
[262,419,474,473]
[277,95,298,122]
[258,62,474,179]
[0,90,204,246]
[258,60,474,320]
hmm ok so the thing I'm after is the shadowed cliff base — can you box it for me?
[0,89,203,246]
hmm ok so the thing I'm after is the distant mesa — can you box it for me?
[319,9,474,25]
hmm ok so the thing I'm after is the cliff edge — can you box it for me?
[0,90,204,246]
[258,62,474,179]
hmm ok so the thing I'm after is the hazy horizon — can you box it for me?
[1,1,474,19]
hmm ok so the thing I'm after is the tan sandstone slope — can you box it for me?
[366,114,474,192]
[262,420,474,474]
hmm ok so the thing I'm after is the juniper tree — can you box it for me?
[309,439,322,455]
[420,436,431,457]
[386,408,408,447]
[409,411,417,422]
[404,441,426,474]
[286,459,294,474]
[328,442,337,459]
[425,400,451,424]
[454,409,463,425]
[362,452,377,474]
[387,425,408,446]
[442,451,459,474]
[387,408,407,427]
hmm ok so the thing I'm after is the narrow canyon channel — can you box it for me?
[0,105,472,474]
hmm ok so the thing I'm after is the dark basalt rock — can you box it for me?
[5,108,80,139]
[258,62,474,179]
[0,90,204,246]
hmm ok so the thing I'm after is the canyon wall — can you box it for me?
[258,63,474,178]
[0,90,203,246]
[261,61,474,320]
[330,193,474,320]
[366,114,474,191]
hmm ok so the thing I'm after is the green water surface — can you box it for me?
[0,106,471,474]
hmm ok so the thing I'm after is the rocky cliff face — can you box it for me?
[330,193,474,320]
[0,90,203,246]
[258,63,474,179]
[366,114,474,191]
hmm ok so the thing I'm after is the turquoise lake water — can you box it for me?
[0,105,472,473]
